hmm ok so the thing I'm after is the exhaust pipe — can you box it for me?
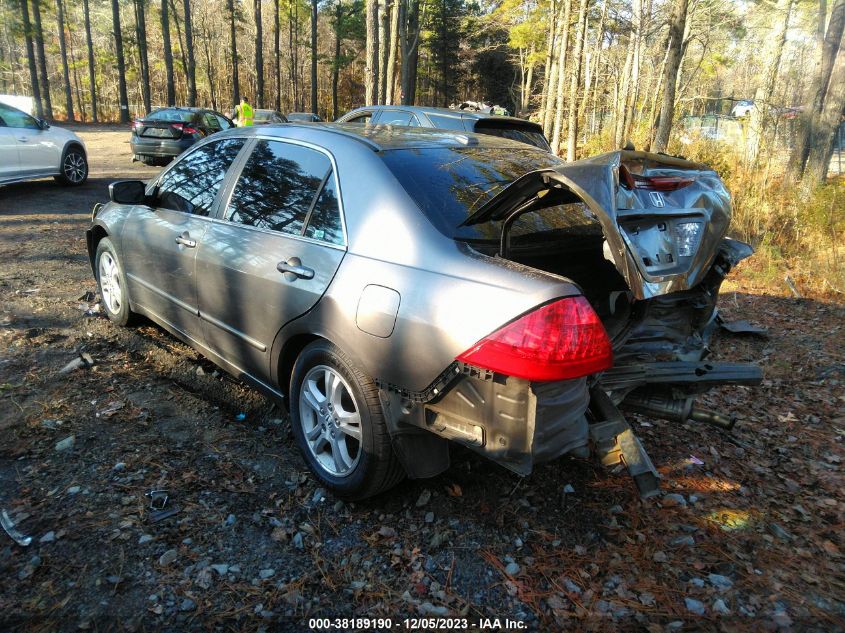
[621,390,737,431]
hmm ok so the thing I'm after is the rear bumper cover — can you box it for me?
[130,136,194,158]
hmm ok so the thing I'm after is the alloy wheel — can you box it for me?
[63,152,87,183]
[298,365,362,477]
[98,252,122,315]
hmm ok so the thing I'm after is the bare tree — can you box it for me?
[652,0,689,153]
[254,0,264,107]
[55,0,74,120]
[19,0,43,118]
[111,0,130,122]
[275,0,281,111]
[385,0,400,104]
[32,0,53,118]
[789,0,845,178]
[135,0,152,113]
[228,0,240,107]
[365,0,379,104]
[82,0,97,120]
[550,0,573,154]
[400,0,420,105]
[311,0,318,113]
[183,0,196,106]
[379,0,389,103]
[745,0,795,164]
[162,0,176,106]
[804,31,845,183]
[565,0,589,160]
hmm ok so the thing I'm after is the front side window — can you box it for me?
[0,104,39,129]
[345,113,372,125]
[204,113,222,131]
[155,138,246,216]
[225,140,331,235]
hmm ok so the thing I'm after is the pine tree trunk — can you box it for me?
[544,0,566,138]
[228,0,239,107]
[20,0,43,118]
[652,0,688,152]
[401,0,419,105]
[385,0,400,105]
[183,0,196,106]
[332,1,342,118]
[111,0,130,122]
[253,0,263,107]
[169,0,189,99]
[550,0,573,155]
[64,7,86,119]
[745,0,794,164]
[201,20,217,109]
[540,0,557,133]
[565,0,589,161]
[135,0,151,113]
[82,0,97,120]
[32,0,53,119]
[162,0,175,106]
[365,0,379,104]
[275,0,281,111]
[379,0,389,104]
[55,0,74,120]
[788,0,844,179]
[803,41,845,184]
[311,0,317,114]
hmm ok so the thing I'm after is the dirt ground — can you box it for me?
[1,124,844,632]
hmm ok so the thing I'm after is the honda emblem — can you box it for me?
[649,191,665,207]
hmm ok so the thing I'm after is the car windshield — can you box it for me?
[145,109,195,122]
[380,147,563,241]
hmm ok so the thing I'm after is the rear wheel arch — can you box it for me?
[87,224,109,275]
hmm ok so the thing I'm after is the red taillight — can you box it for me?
[456,296,613,381]
[171,122,200,135]
[619,165,694,192]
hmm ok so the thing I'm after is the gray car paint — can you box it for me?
[87,123,756,492]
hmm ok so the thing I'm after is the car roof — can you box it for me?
[216,122,546,152]
[344,105,540,128]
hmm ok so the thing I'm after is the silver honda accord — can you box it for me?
[86,123,760,499]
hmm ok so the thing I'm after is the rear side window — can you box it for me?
[473,123,551,151]
[146,109,195,122]
[155,138,246,216]
[225,140,331,236]
[344,112,373,125]
[380,147,562,240]
[379,110,420,127]
[203,113,222,130]
[304,175,343,245]
[425,113,466,131]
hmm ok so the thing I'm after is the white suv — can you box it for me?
[0,102,88,186]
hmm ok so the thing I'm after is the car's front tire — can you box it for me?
[95,237,135,326]
[289,340,405,499]
[55,145,88,186]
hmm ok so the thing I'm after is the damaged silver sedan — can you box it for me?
[86,124,760,499]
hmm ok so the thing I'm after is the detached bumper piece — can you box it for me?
[588,387,661,499]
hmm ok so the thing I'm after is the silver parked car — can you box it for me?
[86,124,760,499]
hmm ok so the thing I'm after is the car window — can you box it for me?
[345,113,373,125]
[146,109,195,122]
[0,103,39,129]
[379,110,417,127]
[473,123,552,151]
[425,113,466,131]
[304,173,343,245]
[225,140,331,236]
[155,138,246,216]
[215,115,233,129]
[204,113,222,131]
[380,146,563,240]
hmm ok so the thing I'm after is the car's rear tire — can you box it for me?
[54,145,88,186]
[95,237,135,327]
[289,340,405,499]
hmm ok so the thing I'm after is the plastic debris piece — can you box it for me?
[148,507,180,523]
[235,412,247,421]
[689,455,705,465]
[1,509,32,547]
[59,352,94,374]
[718,318,768,336]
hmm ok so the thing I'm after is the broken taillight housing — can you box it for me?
[171,122,201,135]
[619,165,694,191]
[674,221,703,257]
[456,296,613,381]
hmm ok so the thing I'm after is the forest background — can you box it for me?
[1,0,844,294]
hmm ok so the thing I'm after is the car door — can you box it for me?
[120,137,248,341]
[196,138,346,381]
[0,113,21,180]
[0,103,57,175]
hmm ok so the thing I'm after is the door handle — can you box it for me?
[277,257,314,280]
[175,236,197,248]
[17,137,28,142]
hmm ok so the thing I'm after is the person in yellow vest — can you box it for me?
[234,96,254,127]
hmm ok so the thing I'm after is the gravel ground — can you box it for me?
[1,124,844,632]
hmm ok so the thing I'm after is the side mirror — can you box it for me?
[38,118,50,130]
[109,180,147,205]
